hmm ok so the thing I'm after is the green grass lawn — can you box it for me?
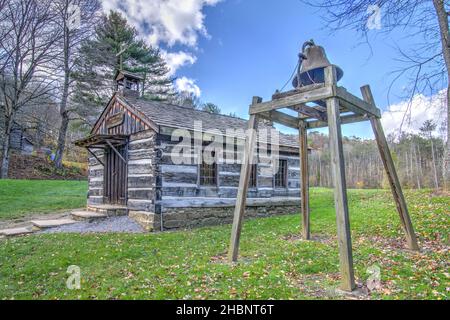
[0,179,88,220]
[0,188,448,300]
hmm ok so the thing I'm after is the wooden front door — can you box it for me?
[104,145,128,205]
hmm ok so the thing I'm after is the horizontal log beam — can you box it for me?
[288,103,327,122]
[250,85,334,114]
[272,83,326,100]
[259,85,381,120]
[336,87,381,118]
[267,110,299,129]
[306,114,369,129]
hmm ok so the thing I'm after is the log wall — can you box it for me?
[86,130,302,232]
[151,133,301,230]
[127,130,157,213]
[87,149,105,205]
[156,134,301,200]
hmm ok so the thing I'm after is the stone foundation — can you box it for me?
[144,205,299,231]
[129,211,157,232]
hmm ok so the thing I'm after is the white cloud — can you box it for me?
[102,0,222,47]
[162,51,197,76]
[381,90,447,137]
[102,0,220,96]
[175,77,201,97]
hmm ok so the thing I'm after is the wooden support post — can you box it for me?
[87,148,104,167]
[106,140,127,164]
[299,120,310,240]
[360,85,419,251]
[325,66,356,291]
[228,97,261,262]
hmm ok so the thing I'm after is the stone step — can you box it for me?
[87,204,128,216]
[71,211,107,221]
[0,227,34,237]
[31,218,77,230]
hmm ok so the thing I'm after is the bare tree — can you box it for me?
[0,1,14,62]
[308,130,444,189]
[303,0,450,189]
[52,0,101,168]
[172,91,202,109]
[420,119,440,188]
[0,0,62,178]
[433,0,450,189]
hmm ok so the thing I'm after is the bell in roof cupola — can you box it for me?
[115,70,144,98]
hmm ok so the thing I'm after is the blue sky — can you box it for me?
[103,0,446,139]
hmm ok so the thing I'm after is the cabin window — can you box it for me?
[274,159,287,188]
[249,164,257,188]
[200,152,217,186]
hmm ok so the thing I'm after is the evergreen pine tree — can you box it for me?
[128,43,174,101]
[72,10,174,125]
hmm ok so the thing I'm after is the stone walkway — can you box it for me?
[40,216,144,234]
[0,209,145,239]
[0,211,72,230]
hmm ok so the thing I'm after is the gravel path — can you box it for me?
[39,216,145,234]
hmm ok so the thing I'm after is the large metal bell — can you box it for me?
[292,42,343,88]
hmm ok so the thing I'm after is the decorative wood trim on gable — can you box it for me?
[92,94,159,135]
[116,97,159,132]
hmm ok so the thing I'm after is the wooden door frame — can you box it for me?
[103,142,128,205]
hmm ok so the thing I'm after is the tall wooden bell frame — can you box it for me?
[228,66,419,291]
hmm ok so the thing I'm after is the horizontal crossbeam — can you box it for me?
[272,83,326,100]
[336,87,381,118]
[260,110,299,129]
[250,84,381,119]
[259,108,371,130]
[288,103,327,122]
[306,114,369,129]
[250,85,334,114]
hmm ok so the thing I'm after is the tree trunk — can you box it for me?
[1,117,13,179]
[54,20,70,169]
[444,86,450,190]
[417,143,423,183]
[433,0,450,190]
[54,112,69,168]
[405,152,409,186]
[413,142,421,189]
[318,152,322,186]
[430,136,440,189]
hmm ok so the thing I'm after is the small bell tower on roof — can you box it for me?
[115,70,144,98]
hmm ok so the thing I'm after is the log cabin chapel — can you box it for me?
[75,71,304,232]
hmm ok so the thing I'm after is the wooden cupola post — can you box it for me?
[228,42,419,292]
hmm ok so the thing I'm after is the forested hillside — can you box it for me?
[308,126,446,189]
